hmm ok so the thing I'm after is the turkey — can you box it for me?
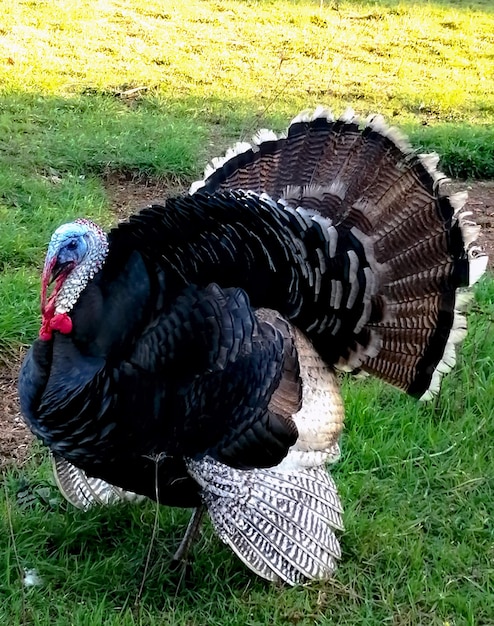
[18,108,487,586]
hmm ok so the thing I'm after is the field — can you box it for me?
[1,1,493,624]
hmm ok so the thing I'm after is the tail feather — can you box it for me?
[191,108,487,399]
[187,457,343,585]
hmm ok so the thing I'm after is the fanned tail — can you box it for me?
[187,456,343,585]
[191,108,488,399]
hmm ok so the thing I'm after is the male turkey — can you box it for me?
[18,108,487,585]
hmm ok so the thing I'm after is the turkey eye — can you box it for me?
[67,240,78,250]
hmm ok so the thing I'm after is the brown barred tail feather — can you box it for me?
[191,108,488,399]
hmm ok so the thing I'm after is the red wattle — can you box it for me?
[50,313,73,335]
[38,313,73,340]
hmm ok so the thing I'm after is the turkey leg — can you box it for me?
[172,505,206,564]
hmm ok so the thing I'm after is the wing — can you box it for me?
[128,283,300,469]
[51,453,144,510]
[188,323,345,585]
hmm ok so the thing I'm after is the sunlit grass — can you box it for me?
[1,0,493,126]
[0,1,492,352]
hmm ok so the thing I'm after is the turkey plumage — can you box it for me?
[18,108,487,585]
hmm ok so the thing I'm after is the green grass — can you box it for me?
[1,0,494,624]
[2,1,493,119]
[410,123,494,179]
[1,0,494,172]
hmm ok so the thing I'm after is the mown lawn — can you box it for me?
[1,1,493,624]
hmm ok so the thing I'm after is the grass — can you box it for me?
[0,0,493,624]
[410,123,494,179]
[1,0,494,170]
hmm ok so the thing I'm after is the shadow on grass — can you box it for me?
[284,0,493,13]
[1,90,493,192]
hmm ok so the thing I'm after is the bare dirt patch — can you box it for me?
[0,356,33,468]
[1,179,492,468]
[104,173,187,221]
[445,181,494,264]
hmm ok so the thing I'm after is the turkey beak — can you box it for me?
[41,254,76,315]
[41,255,57,316]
